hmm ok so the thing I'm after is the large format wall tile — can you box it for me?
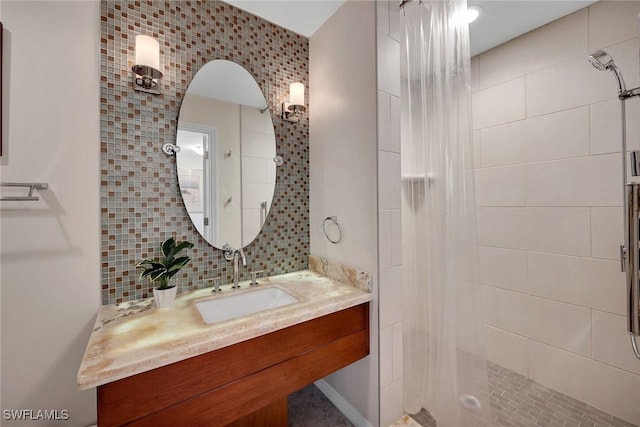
[590,98,640,155]
[476,207,528,250]
[478,246,528,293]
[478,8,587,89]
[526,56,613,117]
[526,208,591,256]
[475,165,526,207]
[483,325,528,376]
[472,78,525,129]
[527,252,625,316]
[589,0,640,51]
[591,207,624,260]
[526,154,621,207]
[592,310,640,375]
[528,340,640,425]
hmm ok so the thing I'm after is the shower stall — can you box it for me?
[397,0,640,426]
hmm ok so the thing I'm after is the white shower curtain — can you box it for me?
[400,1,490,426]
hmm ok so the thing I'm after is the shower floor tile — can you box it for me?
[407,362,637,427]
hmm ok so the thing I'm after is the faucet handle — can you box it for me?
[250,270,264,286]
[205,277,221,293]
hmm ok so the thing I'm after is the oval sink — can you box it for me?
[195,287,299,324]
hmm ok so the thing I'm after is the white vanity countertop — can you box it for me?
[77,270,372,390]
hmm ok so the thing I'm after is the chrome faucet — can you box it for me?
[222,244,247,289]
[232,248,246,289]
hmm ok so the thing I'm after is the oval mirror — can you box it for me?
[176,60,276,250]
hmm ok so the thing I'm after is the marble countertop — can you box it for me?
[77,270,372,390]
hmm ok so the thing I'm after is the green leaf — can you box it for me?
[161,237,176,258]
[174,241,195,254]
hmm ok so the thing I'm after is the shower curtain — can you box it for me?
[400,1,490,425]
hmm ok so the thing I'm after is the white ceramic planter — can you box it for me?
[153,286,177,309]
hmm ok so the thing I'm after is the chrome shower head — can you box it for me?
[588,50,615,71]
[588,50,626,93]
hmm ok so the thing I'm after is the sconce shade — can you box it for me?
[289,82,305,107]
[282,82,305,122]
[132,35,162,92]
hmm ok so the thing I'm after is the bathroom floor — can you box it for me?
[408,362,637,427]
[288,384,353,426]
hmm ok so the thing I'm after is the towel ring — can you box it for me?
[322,216,343,244]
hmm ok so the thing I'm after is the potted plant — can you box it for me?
[136,237,195,308]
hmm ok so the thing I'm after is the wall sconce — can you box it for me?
[281,82,306,122]
[132,35,163,94]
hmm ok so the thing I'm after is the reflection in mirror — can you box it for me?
[176,60,276,250]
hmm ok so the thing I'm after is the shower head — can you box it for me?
[588,50,615,71]
[588,50,627,93]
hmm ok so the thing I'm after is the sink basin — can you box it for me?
[195,287,299,324]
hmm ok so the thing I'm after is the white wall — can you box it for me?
[473,2,640,424]
[309,0,379,424]
[0,1,100,426]
[375,2,404,426]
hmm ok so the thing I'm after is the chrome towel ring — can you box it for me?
[322,216,343,244]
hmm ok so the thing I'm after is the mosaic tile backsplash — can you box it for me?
[101,0,309,304]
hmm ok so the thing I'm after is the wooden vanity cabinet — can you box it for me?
[97,303,370,426]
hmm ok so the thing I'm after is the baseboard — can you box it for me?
[314,379,375,427]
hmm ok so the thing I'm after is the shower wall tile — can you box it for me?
[525,295,591,356]
[482,285,530,336]
[381,378,404,427]
[377,0,390,37]
[522,106,590,162]
[477,8,587,90]
[589,0,640,51]
[471,57,480,93]
[472,77,525,129]
[380,325,393,387]
[592,310,640,375]
[478,246,528,293]
[100,1,309,304]
[475,165,526,206]
[380,265,402,329]
[472,130,481,166]
[526,56,614,117]
[480,121,527,167]
[476,207,528,250]
[527,252,626,316]
[479,107,589,168]
[483,285,592,356]
[379,210,391,269]
[377,35,400,97]
[389,95,401,153]
[591,207,624,260]
[389,2,400,43]
[526,154,622,207]
[379,151,401,210]
[528,340,640,425]
[526,207,590,256]
[590,98,640,155]
[483,325,528,376]
[392,321,403,381]
[378,91,391,152]
[390,210,402,266]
